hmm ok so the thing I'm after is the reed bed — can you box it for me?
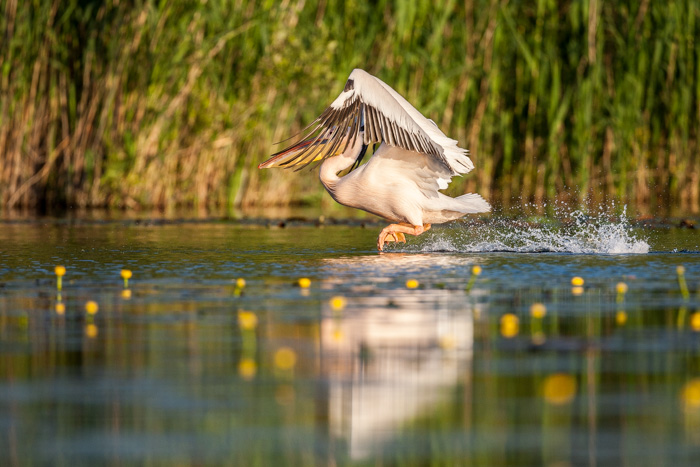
[1,0,699,214]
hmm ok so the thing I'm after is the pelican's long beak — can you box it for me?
[258,136,329,169]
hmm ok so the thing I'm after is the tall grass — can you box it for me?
[1,0,699,215]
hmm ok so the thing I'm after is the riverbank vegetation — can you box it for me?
[1,0,698,215]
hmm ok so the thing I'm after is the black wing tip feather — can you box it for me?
[273,95,366,172]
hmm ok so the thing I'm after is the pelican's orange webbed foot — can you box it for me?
[377,223,431,251]
[383,232,406,243]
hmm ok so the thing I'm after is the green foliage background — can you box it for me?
[1,0,698,214]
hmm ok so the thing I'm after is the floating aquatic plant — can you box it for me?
[238,311,258,331]
[616,282,628,304]
[530,303,546,319]
[680,379,700,411]
[85,301,99,315]
[677,265,690,301]
[615,282,629,326]
[234,278,246,297]
[570,277,585,297]
[85,324,98,339]
[121,269,132,288]
[274,347,297,371]
[330,296,346,311]
[690,313,700,332]
[238,358,257,381]
[543,374,577,405]
[238,310,258,380]
[616,311,628,326]
[55,266,66,291]
[500,314,519,338]
[465,265,482,292]
[571,276,584,286]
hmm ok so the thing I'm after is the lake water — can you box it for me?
[1,212,699,465]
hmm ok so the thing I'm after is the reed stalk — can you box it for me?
[1,0,699,215]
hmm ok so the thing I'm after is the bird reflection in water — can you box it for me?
[316,254,479,459]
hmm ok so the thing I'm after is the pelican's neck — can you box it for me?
[319,137,364,189]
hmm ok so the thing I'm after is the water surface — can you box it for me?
[1,217,700,465]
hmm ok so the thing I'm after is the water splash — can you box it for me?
[415,206,650,254]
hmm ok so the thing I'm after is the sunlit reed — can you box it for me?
[3,1,699,213]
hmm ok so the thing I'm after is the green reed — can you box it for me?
[1,0,699,214]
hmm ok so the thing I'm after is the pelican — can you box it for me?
[259,69,490,251]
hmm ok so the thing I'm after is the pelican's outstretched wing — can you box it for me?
[271,69,474,175]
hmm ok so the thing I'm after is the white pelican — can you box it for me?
[259,69,490,251]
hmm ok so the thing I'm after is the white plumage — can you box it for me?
[260,69,490,250]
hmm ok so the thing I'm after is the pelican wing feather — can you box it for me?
[272,69,474,175]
